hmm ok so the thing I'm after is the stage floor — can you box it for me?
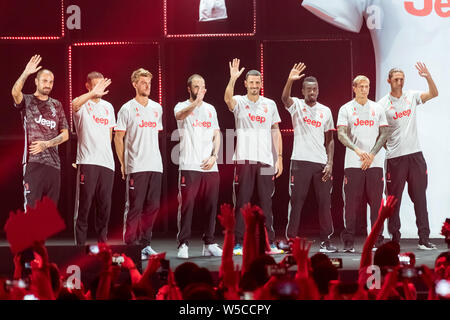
[1,237,446,272]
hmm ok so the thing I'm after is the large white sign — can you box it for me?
[302,0,449,238]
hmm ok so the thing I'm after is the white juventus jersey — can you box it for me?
[73,99,116,171]
[287,98,335,164]
[174,100,219,172]
[115,98,163,174]
[232,95,281,167]
[199,0,228,21]
[302,0,450,237]
[378,90,423,159]
[337,99,388,169]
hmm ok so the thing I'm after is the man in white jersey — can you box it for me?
[281,63,337,253]
[224,58,283,255]
[301,0,449,239]
[337,75,389,253]
[174,74,222,259]
[114,68,163,260]
[378,63,438,250]
[72,72,115,245]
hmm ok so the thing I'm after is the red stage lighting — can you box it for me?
[260,42,264,96]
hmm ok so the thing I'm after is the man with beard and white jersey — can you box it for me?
[174,74,222,259]
[337,75,389,253]
[224,58,283,255]
[11,55,69,210]
[72,72,115,245]
[301,0,449,240]
[114,68,163,260]
[378,63,438,250]
[281,63,337,253]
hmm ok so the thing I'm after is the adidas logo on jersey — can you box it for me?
[354,118,375,127]
[93,115,109,125]
[192,119,212,128]
[138,120,157,128]
[248,113,266,124]
[393,109,411,120]
[303,116,321,128]
[34,115,56,129]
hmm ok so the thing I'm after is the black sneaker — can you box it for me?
[320,241,338,253]
[418,241,437,250]
[343,241,355,253]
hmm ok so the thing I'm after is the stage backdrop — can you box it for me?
[2,0,438,243]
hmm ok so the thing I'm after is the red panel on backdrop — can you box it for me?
[0,0,64,38]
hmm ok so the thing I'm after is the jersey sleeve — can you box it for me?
[301,0,367,33]
[157,105,163,131]
[108,104,116,128]
[173,102,186,118]
[13,94,31,110]
[378,104,389,127]
[211,107,220,130]
[271,101,281,126]
[286,97,298,115]
[115,105,129,131]
[377,95,389,110]
[336,106,348,127]
[411,90,424,106]
[231,95,242,114]
[324,108,336,132]
[57,101,69,131]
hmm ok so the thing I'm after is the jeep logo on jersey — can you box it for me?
[393,109,412,120]
[303,116,321,128]
[354,118,375,127]
[248,113,266,124]
[93,115,109,125]
[192,119,212,128]
[404,0,450,17]
[34,115,56,129]
[138,120,157,128]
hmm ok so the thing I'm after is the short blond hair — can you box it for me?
[352,75,370,87]
[131,68,152,84]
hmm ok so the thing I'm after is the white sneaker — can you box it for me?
[233,244,243,256]
[141,245,158,260]
[202,243,223,257]
[418,242,437,250]
[178,243,189,259]
[266,243,284,255]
